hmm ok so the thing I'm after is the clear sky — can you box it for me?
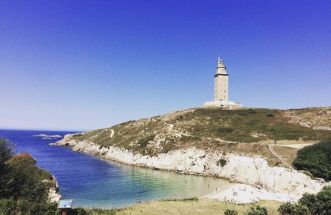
[0,0,330,131]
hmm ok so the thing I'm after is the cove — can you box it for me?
[0,129,228,208]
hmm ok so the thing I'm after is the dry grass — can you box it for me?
[285,107,331,128]
[272,146,298,166]
[114,199,281,215]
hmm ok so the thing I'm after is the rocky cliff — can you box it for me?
[54,107,331,203]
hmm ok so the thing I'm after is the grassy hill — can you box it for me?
[70,107,331,166]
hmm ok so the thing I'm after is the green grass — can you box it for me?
[188,108,331,142]
[70,108,331,157]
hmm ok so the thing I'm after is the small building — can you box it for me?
[58,199,73,215]
[204,58,243,109]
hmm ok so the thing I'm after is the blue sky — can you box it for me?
[0,0,330,130]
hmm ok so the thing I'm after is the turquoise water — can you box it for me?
[0,129,227,208]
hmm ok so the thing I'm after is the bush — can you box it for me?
[278,202,309,215]
[298,193,318,214]
[246,205,268,215]
[0,199,58,215]
[72,208,88,215]
[0,138,13,167]
[218,159,227,167]
[313,186,331,214]
[27,202,57,215]
[278,187,331,215]
[293,141,331,180]
[0,199,16,215]
[6,154,50,202]
[224,209,238,215]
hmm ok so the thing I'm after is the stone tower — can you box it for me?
[214,57,228,102]
[204,57,242,109]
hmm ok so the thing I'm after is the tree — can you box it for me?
[0,138,13,199]
[6,153,51,202]
[0,138,59,214]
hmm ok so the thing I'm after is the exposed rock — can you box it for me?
[48,176,61,203]
[313,126,331,131]
[52,107,331,204]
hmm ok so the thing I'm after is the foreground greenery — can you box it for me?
[293,140,331,181]
[0,138,61,214]
[0,138,103,215]
[278,186,331,215]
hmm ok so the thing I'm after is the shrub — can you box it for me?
[246,205,268,215]
[224,209,238,215]
[313,186,331,214]
[293,141,331,180]
[278,187,331,215]
[278,202,309,215]
[6,154,50,202]
[298,193,318,214]
[72,208,88,215]
[218,159,227,167]
[0,199,58,215]
[137,135,155,148]
[0,199,16,215]
[217,127,234,133]
[0,138,13,167]
[28,202,57,215]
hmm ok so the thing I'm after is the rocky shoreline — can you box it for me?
[48,175,61,203]
[53,134,326,204]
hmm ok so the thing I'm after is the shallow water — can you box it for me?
[0,129,228,208]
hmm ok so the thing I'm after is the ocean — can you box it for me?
[0,129,227,208]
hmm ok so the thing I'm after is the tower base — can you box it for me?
[203,100,243,109]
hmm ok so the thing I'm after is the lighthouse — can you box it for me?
[214,57,228,102]
[204,58,242,109]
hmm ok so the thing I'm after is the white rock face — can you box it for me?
[48,176,61,203]
[54,135,325,203]
[48,187,61,203]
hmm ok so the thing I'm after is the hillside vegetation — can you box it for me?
[70,107,331,164]
[293,140,331,180]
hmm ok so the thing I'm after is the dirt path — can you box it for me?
[268,144,293,169]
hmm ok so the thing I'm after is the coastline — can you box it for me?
[53,134,326,204]
[48,175,62,203]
